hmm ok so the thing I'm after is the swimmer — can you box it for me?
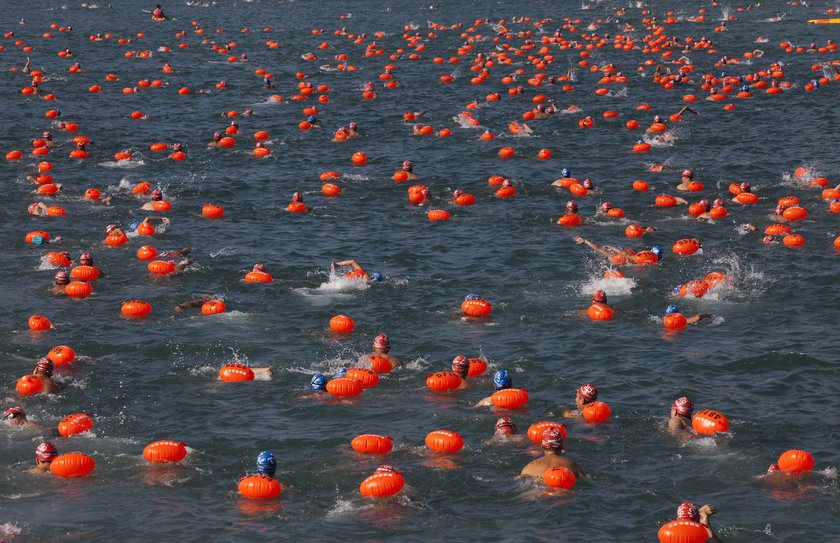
[573,236,660,266]
[562,383,598,418]
[489,416,528,445]
[105,223,126,238]
[27,202,50,216]
[673,502,720,542]
[400,160,419,181]
[475,369,512,407]
[2,407,52,433]
[731,182,754,203]
[41,130,55,147]
[167,143,186,159]
[331,259,382,281]
[28,442,58,474]
[508,121,533,135]
[451,356,471,389]
[304,373,330,399]
[668,397,694,434]
[50,269,70,295]
[286,192,307,212]
[556,200,585,225]
[256,450,277,477]
[347,122,359,137]
[32,358,64,394]
[359,333,401,368]
[151,4,167,20]
[140,188,165,210]
[586,289,613,316]
[598,202,624,217]
[305,115,320,128]
[550,167,574,186]
[696,198,725,220]
[665,304,712,325]
[676,169,696,191]
[207,132,222,147]
[520,427,585,478]
[532,104,551,120]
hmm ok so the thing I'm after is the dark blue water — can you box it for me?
[1,0,839,541]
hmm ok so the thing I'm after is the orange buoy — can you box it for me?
[455,193,476,206]
[351,151,367,166]
[777,449,814,474]
[16,375,44,396]
[201,300,226,315]
[461,297,492,317]
[351,434,393,454]
[136,222,155,236]
[143,440,188,463]
[782,206,807,222]
[28,314,52,331]
[326,378,363,397]
[219,363,254,382]
[148,260,176,275]
[50,453,95,478]
[322,183,341,196]
[765,224,791,236]
[587,303,614,321]
[58,413,93,437]
[582,401,611,423]
[658,520,709,543]
[426,371,462,392]
[105,232,128,246]
[557,213,582,226]
[663,312,687,330]
[655,195,677,207]
[632,180,649,191]
[427,209,451,221]
[467,357,487,377]
[136,245,158,260]
[121,300,151,317]
[425,430,464,452]
[527,421,568,443]
[48,345,75,366]
[544,466,576,489]
[783,234,804,247]
[245,270,273,283]
[329,314,355,333]
[345,368,379,388]
[626,224,644,238]
[64,281,93,298]
[692,409,729,435]
[239,475,282,499]
[491,388,529,409]
[26,230,51,244]
[359,469,405,497]
[498,146,515,159]
[370,356,393,373]
[672,239,700,255]
[633,142,652,153]
[202,203,224,219]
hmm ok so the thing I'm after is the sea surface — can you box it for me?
[1,0,839,541]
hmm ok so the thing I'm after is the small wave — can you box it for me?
[99,159,145,169]
[341,173,370,182]
[579,276,637,297]
[0,523,22,537]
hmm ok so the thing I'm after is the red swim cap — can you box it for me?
[36,441,58,462]
[578,383,598,402]
[35,358,54,376]
[682,169,693,178]
[451,355,469,375]
[592,290,607,303]
[252,263,266,273]
[541,427,564,450]
[677,502,699,522]
[373,333,390,353]
[495,417,517,435]
[673,397,693,416]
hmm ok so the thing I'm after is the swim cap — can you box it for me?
[371,272,383,282]
[402,160,413,171]
[151,189,162,201]
[582,179,594,190]
[349,122,357,129]
[173,143,183,151]
[541,427,564,450]
[561,167,571,178]
[672,285,681,296]
[673,397,693,416]
[374,464,399,474]
[79,252,93,265]
[767,463,780,473]
[292,192,303,202]
[310,373,327,391]
[32,236,44,245]
[451,355,469,376]
[665,304,679,316]
[501,179,512,188]
[373,333,390,353]
[256,450,277,476]
[712,198,723,207]
[54,269,70,285]
[494,417,517,435]
[464,294,480,300]
[36,441,58,462]
[213,132,221,140]
[741,84,750,92]
[592,290,607,303]
[653,115,663,123]
[253,263,266,273]
[105,224,119,235]
[676,502,700,522]
[35,358,54,376]
[600,202,613,212]
[2,407,24,420]
[493,370,512,390]
[681,169,693,178]
[699,199,709,207]
[307,115,317,123]
[566,200,578,213]
[739,182,751,192]
[128,221,140,232]
[577,383,598,402]
[762,235,775,244]
[28,203,40,215]
[453,189,462,198]
[651,245,663,257]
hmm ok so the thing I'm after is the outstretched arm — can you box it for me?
[698,504,720,541]
[572,237,611,259]
[686,313,711,325]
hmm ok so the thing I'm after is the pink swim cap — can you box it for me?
[672,397,693,416]
[453,189,462,198]
[451,355,469,375]
[375,464,399,474]
[495,417,517,435]
[35,358,54,376]
[373,333,390,353]
[253,263,266,273]
[682,169,693,178]
[578,383,598,402]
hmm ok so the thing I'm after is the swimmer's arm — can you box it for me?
[698,504,720,541]
[676,106,698,116]
[335,259,363,271]
[474,396,493,408]
[252,368,273,378]
[142,216,170,224]
[674,197,688,205]
[174,299,208,311]
[573,237,611,258]
[686,313,712,325]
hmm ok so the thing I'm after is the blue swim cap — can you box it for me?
[31,235,44,245]
[665,304,679,316]
[335,367,347,378]
[651,245,663,257]
[256,450,277,476]
[307,115,317,123]
[741,84,750,92]
[493,370,512,391]
[464,293,480,300]
[561,167,571,178]
[310,373,327,391]
[720,71,726,78]
[371,272,383,282]
[128,221,140,232]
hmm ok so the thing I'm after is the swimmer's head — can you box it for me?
[453,189,462,198]
[256,450,277,476]
[151,189,162,201]
[493,369,512,391]
[306,115,317,124]
[712,198,723,208]
[665,304,679,316]
[173,143,184,152]
[676,502,700,522]
[370,272,383,282]
[698,199,709,208]
[402,160,413,172]
[79,252,93,266]
[582,179,594,190]
[494,416,517,436]
[349,122,357,130]
[34,358,53,377]
[775,204,784,215]
[373,333,390,353]
[464,294,480,301]
[213,132,221,141]
[566,200,578,213]
[502,179,512,188]
[561,167,571,178]
[451,355,469,377]
[31,236,45,245]
[43,130,53,139]
[54,269,70,286]
[105,224,119,236]
[672,397,693,417]
[762,235,775,244]
[767,463,780,473]
[375,464,398,474]
[739,182,751,193]
[541,427,564,450]
[310,373,327,391]
[292,192,303,202]
[600,202,613,213]
[592,290,607,303]
[35,441,58,463]
[253,263,266,273]
[577,383,598,403]
[651,245,663,258]
[653,115,663,123]
[681,169,693,179]
[2,407,25,424]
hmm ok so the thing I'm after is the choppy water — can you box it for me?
[2,0,839,541]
